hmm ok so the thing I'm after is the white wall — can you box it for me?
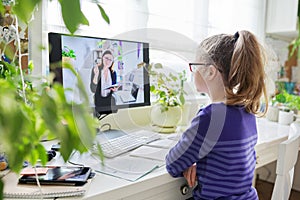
[29,0,268,77]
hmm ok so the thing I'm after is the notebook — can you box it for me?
[144,138,177,149]
[2,171,91,199]
[4,190,85,199]
[129,146,170,161]
[90,155,164,182]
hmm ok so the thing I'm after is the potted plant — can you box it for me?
[149,63,187,133]
[270,91,300,125]
[266,92,286,122]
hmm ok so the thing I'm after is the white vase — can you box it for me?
[178,102,192,126]
[150,104,181,128]
[278,110,294,125]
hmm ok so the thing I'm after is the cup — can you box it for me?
[266,106,279,122]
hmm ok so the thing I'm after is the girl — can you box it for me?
[166,30,267,199]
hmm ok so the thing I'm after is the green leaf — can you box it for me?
[179,92,185,106]
[0,3,5,15]
[275,93,286,104]
[39,92,59,133]
[59,132,74,161]
[0,178,3,200]
[154,63,163,69]
[12,0,41,24]
[30,148,39,165]
[36,144,47,166]
[58,0,89,34]
[95,143,105,165]
[150,85,155,92]
[97,4,110,24]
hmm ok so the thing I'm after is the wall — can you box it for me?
[29,0,268,78]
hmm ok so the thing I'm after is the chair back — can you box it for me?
[271,122,300,200]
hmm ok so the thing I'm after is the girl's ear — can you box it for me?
[205,65,218,80]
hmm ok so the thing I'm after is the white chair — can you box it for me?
[271,122,300,200]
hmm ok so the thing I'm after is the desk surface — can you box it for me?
[256,118,290,147]
[2,118,292,200]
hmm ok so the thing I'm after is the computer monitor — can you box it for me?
[48,32,150,116]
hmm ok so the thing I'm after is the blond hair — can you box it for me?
[199,30,268,115]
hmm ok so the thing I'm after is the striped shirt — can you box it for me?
[166,103,258,199]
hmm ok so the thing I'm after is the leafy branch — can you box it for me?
[0,0,110,35]
[0,0,109,198]
[149,63,187,112]
[272,90,300,111]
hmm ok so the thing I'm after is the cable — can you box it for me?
[68,160,85,167]
[67,151,85,167]
[98,114,109,120]
[95,112,109,121]
[33,166,43,200]
[100,123,112,131]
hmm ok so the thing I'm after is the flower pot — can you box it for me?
[278,110,294,125]
[178,102,192,126]
[266,106,279,122]
[150,104,181,132]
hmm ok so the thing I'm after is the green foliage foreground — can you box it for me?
[0,61,102,199]
[0,1,109,198]
[0,0,110,34]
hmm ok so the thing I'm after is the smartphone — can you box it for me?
[19,166,92,186]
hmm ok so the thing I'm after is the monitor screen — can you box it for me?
[48,32,150,115]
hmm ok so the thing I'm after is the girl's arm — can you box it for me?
[166,109,211,177]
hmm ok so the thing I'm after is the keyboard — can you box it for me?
[95,130,161,158]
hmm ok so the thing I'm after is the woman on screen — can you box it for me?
[90,50,118,113]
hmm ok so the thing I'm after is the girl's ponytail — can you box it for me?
[199,30,268,115]
[226,30,267,114]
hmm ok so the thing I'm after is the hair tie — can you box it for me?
[233,31,239,42]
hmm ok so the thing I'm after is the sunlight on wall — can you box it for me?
[38,0,267,80]
[46,0,266,52]
[207,0,266,40]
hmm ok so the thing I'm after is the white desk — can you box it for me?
[255,118,290,169]
[2,118,291,200]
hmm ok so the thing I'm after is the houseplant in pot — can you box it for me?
[271,91,300,125]
[149,63,187,133]
[266,92,286,122]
